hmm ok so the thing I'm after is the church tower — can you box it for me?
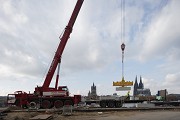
[87,83,97,99]
[138,76,144,89]
[91,82,97,96]
[88,91,91,97]
[133,76,138,96]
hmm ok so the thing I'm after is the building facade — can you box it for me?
[133,76,151,96]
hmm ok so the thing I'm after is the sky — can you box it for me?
[0,0,180,96]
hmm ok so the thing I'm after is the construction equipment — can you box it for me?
[113,0,133,89]
[102,0,133,108]
[7,0,84,109]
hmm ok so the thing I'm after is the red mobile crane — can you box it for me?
[7,0,84,109]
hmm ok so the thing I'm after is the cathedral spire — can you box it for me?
[134,75,138,88]
[138,76,144,89]
[133,75,138,96]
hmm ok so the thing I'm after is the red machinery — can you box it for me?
[7,0,84,109]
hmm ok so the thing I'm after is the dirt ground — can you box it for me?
[2,110,180,120]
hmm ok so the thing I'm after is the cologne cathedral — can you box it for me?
[133,76,151,96]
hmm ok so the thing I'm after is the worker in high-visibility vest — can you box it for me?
[126,91,130,100]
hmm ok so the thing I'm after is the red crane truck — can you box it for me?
[7,0,84,109]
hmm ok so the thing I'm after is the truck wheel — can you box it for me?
[64,100,73,106]
[54,100,63,108]
[100,101,106,108]
[115,101,122,108]
[42,100,51,109]
[29,101,36,109]
[108,101,115,108]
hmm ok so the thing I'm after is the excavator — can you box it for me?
[7,0,84,109]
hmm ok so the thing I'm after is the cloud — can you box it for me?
[0,0,71,79]
[163,72,180,93]
[142,71,180,95]
[135,1,180,96]
[138,0,180,62]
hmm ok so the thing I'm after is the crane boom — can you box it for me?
[42,0,84,89]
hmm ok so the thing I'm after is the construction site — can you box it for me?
[1,0,180,120]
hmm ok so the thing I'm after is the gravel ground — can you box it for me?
[2,110,180,120]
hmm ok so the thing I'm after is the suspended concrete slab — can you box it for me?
[116,87,131,91]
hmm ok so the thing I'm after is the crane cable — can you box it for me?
[121,0,125,80]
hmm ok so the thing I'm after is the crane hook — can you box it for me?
[121,43,125,52]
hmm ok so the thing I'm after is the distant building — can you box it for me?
[168,94,180,101]
[87,83,97,99]
[156,89,168,100]
[137,88,151,96]
[133,76,151,96]
[157,89,168,97]
[155,89,180,101]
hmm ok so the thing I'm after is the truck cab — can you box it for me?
[58,86,69,96]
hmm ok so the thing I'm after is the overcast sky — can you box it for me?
[0,0,180,96]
